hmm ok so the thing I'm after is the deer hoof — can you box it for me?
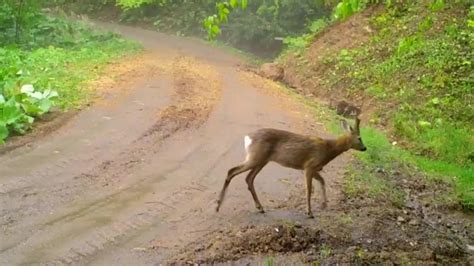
[307,212,314,219]
[257,207,265,213]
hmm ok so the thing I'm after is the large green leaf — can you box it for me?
[38,98,52,114]
[21,98,44,116]
[21,84,43,99]
[1,98,23,125]
[0,123,8,142]
[18,84,58,116]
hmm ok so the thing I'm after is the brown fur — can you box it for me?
[216,118,366,218]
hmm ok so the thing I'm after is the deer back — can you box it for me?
[247,129,335,170]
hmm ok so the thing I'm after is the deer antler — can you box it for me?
[354,116,361,132]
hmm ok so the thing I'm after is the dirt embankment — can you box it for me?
[279,8,377,101]
[256,6,382,124]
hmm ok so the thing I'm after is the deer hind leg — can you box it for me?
[313,172,328,209]
[245,162,267,213]
[304,168,314,218]
[216,163,253,212]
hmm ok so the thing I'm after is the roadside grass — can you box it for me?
[320,2,473,167]
[0,11,141,142]
[5,38,141,109]
[272,82,473,210]
[338,123,472,209]
[273,1,473,210]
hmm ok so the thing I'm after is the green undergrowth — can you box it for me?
[0,7,140,143]
[60,0,330,58]
[358,127,473,208]
[321,1,473,167]
[276,1,473,209]
[1,38,140,109]
[274,82,473,210]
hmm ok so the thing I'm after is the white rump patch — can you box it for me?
[244,135,252,162]
[244,135,252,151]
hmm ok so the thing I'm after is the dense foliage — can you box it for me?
[61,0,331,57]
[220,0,330,57]
[0,1,138,143]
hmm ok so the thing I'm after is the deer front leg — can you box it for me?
[313,172,328,209]
[245,163,267,213]
[304,168,314,218]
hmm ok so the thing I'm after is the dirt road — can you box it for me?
[0,23,349,265]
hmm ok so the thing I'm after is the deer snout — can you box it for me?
[358,142,367,151]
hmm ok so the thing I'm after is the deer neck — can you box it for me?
[326,134,352,161]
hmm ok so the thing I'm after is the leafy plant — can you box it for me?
[0,8,140,143]
[334,0,364,20]
[18,84,58,116]
[0,83,58,143]
[204,0,249,40]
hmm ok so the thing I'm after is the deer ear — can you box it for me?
[340,119,351,132]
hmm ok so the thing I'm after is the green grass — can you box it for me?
[321,2,473,167]
[274,82,472,209]
[263,256,274,266]
[0,10,141,142]
[319,244,332,258]
[287,1,474,209]
[2,40,140,109]
[358,127,473,209]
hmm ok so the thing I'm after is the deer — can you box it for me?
[215,117,366,218]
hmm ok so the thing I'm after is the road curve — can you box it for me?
[0,22,348,265]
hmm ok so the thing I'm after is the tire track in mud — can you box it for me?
[0,52,171,228]
[78,55,222,186]
[24,178,212,265]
